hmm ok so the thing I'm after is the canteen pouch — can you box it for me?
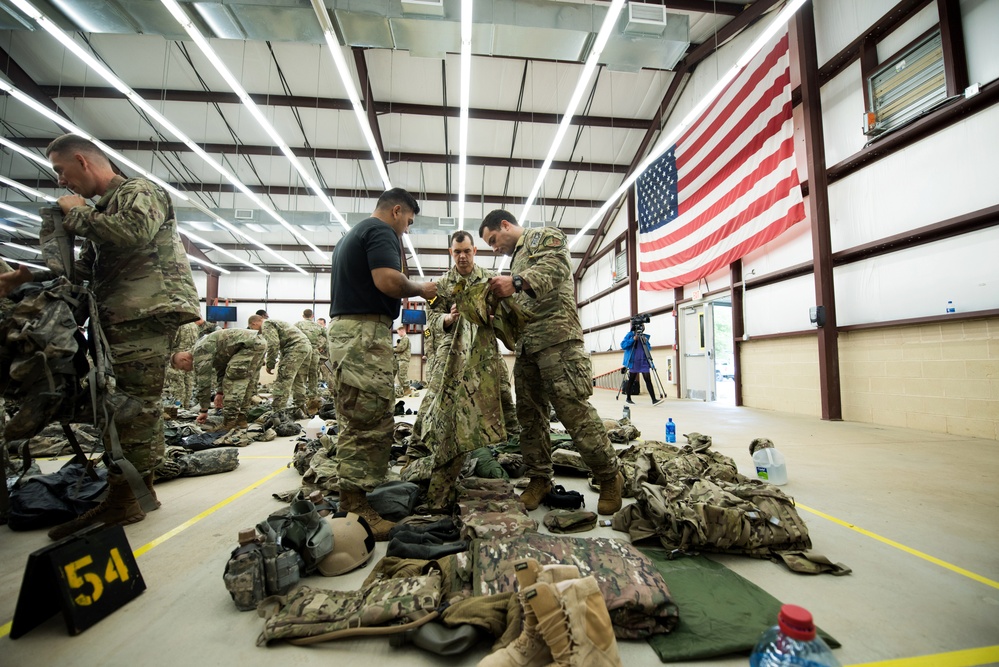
[223,543,266,611]
[262,541,301,596]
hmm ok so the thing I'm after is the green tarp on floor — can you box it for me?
[640,549,840,662]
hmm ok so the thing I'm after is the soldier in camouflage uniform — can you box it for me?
[0,134,201,539]
[196,317,219,339]
[328,188,437,540]
[164,320,199,408]
[480,210,623,516]
[248,314,311,417]
[295,308,327,400]
[170,328,267,430]
[428,231,519,437]
[393,325,411,396]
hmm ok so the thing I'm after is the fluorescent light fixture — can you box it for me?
[243,223,268,234]
[404,233,424,278]
[185,220,218,232]
[456,0,473,230]
[186,253,231,274]
[1,256,46,271]
[7,0,319,269]
[310,0,392,192]
[0,175,58,201]
[519,0,626,225]
[0,201,43,222]
[160,0,344,248]
[2,241,41,254]
[567,0,808,250]
[0,223,20,233]
[179,227,269,275]
[0,135,53,169]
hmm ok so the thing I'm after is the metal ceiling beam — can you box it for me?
[39,86,651,130]
[22,176,606,209]
[351,47,388,169]
[11,137,627,174]
[575,0,786,279]
[629,0,744,17]
[0,46,63,119]
[200,242,589,256]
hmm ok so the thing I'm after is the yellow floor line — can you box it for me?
[846,645,999,667]
[797,503,999,591]
[0,465,288,639]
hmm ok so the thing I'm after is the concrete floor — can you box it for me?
[2,387,998,667]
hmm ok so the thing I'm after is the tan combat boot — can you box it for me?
[144,472,161,510]
[528,577,622,667]
[338,488,395,541]
[520,477,552,511]
[596,471,623,516]
[48,474,146,541]
[478,559,581,667]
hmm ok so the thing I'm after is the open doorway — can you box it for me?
[678,294,733,404]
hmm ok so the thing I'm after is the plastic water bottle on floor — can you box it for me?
[665,418,676,443]
[305,415,324,439]
[750,438,787,485]
[750,604,841,666]
[622,405,631,421]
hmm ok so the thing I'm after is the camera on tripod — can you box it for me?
[630,313,650,332]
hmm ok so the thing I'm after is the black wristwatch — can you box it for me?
[512,275,524,293]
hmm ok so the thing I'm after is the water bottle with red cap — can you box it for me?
[749,604,841,666]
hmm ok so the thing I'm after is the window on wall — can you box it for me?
[614,249,627,283]
[865,31,947,137]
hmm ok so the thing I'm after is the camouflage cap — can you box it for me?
[317,511,376,576]
[749,437,775,455]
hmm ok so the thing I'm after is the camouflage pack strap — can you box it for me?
[38,206,75,281]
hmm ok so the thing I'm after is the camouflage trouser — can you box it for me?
[163,366,193,408]
[105,315,179,475]
[514,341,619,481]
[305,347,320,397]
[221,344,266,421]
[395,354,409,392]
[426,453,465,508]
[499,363,519,436]
[328,317,394,493]
[270,342,311,411]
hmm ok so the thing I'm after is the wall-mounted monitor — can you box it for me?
[206,305,238,322]
[400,308,427,326]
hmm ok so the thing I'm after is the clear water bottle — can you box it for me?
[665,418,676,443]
[750,604,841,667]
[622,405,631,420]
[946,300,956,314]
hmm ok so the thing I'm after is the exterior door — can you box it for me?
[680,302,716,401]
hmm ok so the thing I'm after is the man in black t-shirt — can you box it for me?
[328,188,437,539]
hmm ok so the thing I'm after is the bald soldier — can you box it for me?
[249,314,311,418]
[170,328,267,431]
[0,133,201,539]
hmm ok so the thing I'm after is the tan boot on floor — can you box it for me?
[596,471,623,516]
[520,477,552,511]
[338,488,395,541]
[478,559,581,667]
[528,577,623,667]
[48,474,146,541]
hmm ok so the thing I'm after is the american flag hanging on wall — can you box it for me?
[637,31,805,291]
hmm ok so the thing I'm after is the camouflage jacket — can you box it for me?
[295,319,329,359]
[427,263,492,357]
[192,328,267,409]
[261,319,311,371]
[170,321,200,354]
[197,320,219,338]
[509,227,581,355]
[33,175,201,326]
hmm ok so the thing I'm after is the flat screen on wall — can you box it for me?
[206,305,237,322]
[400,308,427,326]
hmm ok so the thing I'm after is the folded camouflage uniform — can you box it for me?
[257,574,442,645]
[542,509,598,534]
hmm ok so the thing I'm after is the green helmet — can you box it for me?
[317,512,375,576]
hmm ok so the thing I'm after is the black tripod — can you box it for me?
[616,333,667,404]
